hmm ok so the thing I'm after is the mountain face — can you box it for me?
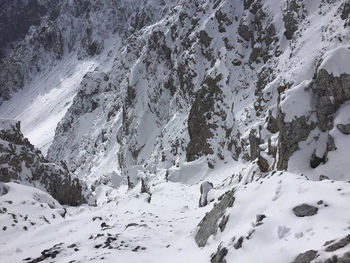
[1,0,350,262]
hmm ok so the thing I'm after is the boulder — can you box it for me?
[292,250,318,263]
[293,204,318,217]
[199,181,214,207]
[211,245,228,263]
[195,189,235,247]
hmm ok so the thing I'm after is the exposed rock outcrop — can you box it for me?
[291,250,318,263]
[211,245,228,263]
[195,189,235,247]
[312,69,350,132]
[277,112,316,170]
[0,119,86,206]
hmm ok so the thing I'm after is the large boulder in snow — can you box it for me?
[195,189,235,247]
[0,119,86,206]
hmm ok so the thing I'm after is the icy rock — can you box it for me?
[291,250,318,263]
[199,181,214,207]
[293,204,318,217]
[195,189,235,247]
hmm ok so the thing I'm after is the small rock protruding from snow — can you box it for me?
[293,204,318,217]
[319,175,330,181]
[199,181,214,207]
[211,244,228,263]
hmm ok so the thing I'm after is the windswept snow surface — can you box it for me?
[0,57,96,155]
[2,167,350,262]
[319,46,350,77]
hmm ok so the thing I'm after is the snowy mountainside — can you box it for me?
[1,0,350,262]
[47,0,350,184]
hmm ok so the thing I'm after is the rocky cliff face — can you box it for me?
[0,119,86,206]
[39,0,350,185]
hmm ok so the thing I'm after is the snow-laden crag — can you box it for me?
[1,0,350,262]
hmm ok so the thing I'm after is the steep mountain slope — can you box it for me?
[46,0,350,184]
[0,119,86,205]
[1,0,350,262]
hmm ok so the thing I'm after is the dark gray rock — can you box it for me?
[195,189,235,247]
[283,0,303,40]
[293,204,318,217]
[256,214,266,223]
[341,1,350,20]
[319,175,330,181]
[141,177,152,203]
[186,75,223,162]
[312,70,350,132]
[337,124,350,135]
[238,23,251,42]
[325,235,350,252]
[277,110,316,170]
[199,181,214,207]
[249,129,263,161]
[266,110,279,134]
[292,250,318,263]
[310,152,325,169]
[257,155,269,172]
[234,236,244,249]
[243,0,254,10]
[211,245,228,263]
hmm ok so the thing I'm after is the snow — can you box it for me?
[2,170,350,262]
[319,46,350,77]
[280,80,313,122]
[0,119,18,131]
[1,0,350,262]
[0,57,96,155]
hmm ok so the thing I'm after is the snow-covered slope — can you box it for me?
[1,0,350,262]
